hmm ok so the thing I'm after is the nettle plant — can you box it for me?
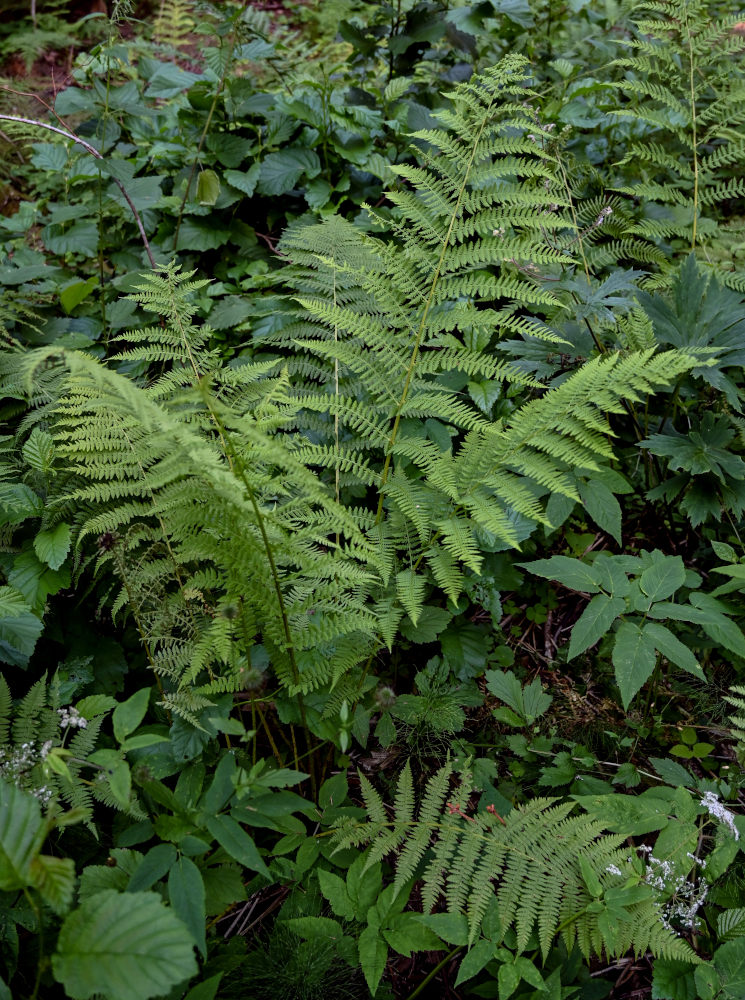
[524,549,745,708]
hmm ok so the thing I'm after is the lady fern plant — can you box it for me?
[333,761,699,966]
[609,0,745,281]
[2,57,699,724]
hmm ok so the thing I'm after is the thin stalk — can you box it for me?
[0,114,156,268]
[684,6,699,248]
[405,946,464,1000]
[173,31,237,252]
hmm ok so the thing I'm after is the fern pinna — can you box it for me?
[334,761,698,965]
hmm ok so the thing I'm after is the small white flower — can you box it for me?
[700,791,740,840]
[58,706,88,730]
[605,864,623,876]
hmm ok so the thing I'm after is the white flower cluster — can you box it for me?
[58,705,87,729]
[0,740,54,805]
[639,846,709,932]
[700,791,740,840]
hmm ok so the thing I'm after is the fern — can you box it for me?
[609,0,745,270]
[334,761,699,963]
[1,58,700,703]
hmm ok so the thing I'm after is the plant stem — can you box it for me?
[405,945,464,999]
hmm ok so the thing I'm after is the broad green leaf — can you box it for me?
[568,594,625,659]
[224,164,261,196]
[712,939,745,999]
[455,939,495,986]
[417,912,469,946]
[60,277,97,315]
[196,169,220,206]
[579,480,622,544]
[183,974,223,1000]
[498,962,521,1000]
[358,924,388,994]
[30,854,76,914]
[127,844,177,893]
[52,890,197,1000]
[652,958,697,1000]
[33,523,71,571]
[382,912,444,956]
[205,814,270,879]
[639,556,686,602]
[0,781,44,890]
[642,623,705,680]
[89,750,131,809]
[521,556,601,593]
[113,688,151,743]
[575,792,671,835]
[318,868,355,920]
[168,857,206,958]
[257,148,321,196]
[22,428,55,475]
[612,621,658,709]
[0,585,43,668]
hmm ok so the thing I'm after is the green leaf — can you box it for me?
[60,277,97,315]
[642,623,705,680]
[612,620,658,709]
[127,844,176,893]
[568,594,625,659]
[205,814,270,879]
[652,958,698,1000]
[196,169,220,206]
[455,939,495,986]
[639,556,686,602]
[183,974,223,1000]
[257,148,321,196]
[358,924,388,995]
[521,556,601,593]
[168,857,206,958]
[31,854,76,914]
[52,890,197,1000]
[224,164,261,197]
[382,912,444,956]
[318,868,355,920]
[0,781,44,890]
[579,480,622,544]
[33,523,71,571]
[0,585,43,668]
[712,939,745,999]
[498,962,521,1000]
[113,688,151,743]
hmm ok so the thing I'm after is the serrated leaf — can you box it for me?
[205,814,270,879]
[639,556,686,602]
[642,623,705,680]
[0,781,44,890]
[33,523,71,571]
[568,594,625,659]
[257,148,321,196]
[521,556,601,593]
[168,857,206,958]
[579,479,622,544]
[612,620,658,709]
[52,890,197,1000]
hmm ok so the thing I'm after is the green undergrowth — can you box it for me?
[1,1,745,998]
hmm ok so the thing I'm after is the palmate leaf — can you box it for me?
[52,889,197,1000]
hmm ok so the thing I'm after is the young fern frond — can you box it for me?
[610,0,745,269]
[334,762,699,964]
